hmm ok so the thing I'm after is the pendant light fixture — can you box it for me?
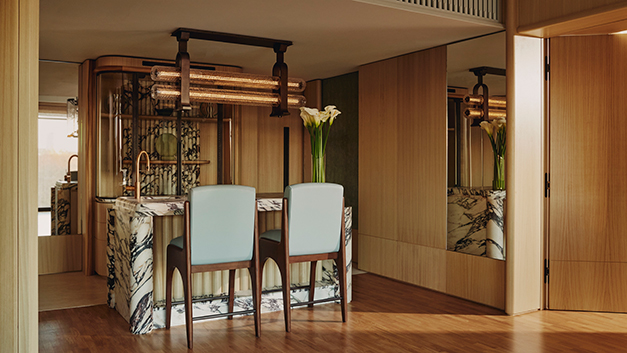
[462,66,506,124]
[150,28,306,117]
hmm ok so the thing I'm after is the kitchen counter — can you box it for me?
[107,194,352,334]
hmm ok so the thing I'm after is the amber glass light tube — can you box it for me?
[151,66,306,93]
[151,84,306,108]
[463,108,507,120]
[463,95,507,109]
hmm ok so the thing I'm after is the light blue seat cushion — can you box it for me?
[260,229,281,243]
[169,185,256,266]
[170,235,184,249]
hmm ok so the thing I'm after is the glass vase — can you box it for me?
[312,155,325,183]
[493,155,505,190]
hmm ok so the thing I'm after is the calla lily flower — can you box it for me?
[299,105,342,182]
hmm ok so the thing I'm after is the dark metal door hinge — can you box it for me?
[544,259,550,284]
[545,56,550,81]
[545,173,550,198]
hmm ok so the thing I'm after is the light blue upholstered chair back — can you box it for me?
[286,183,344,257]
[189,185,256,266]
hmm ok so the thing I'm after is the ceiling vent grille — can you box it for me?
[356,0,502,24]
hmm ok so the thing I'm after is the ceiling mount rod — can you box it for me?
[171,28,292,49]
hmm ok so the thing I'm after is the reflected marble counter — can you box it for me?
[447,187,505,259]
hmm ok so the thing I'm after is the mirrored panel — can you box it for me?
[446,32,506,260]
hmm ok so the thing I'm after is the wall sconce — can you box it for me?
[67,98,78,138]
[151,28,306,117]
[462,66,506,124]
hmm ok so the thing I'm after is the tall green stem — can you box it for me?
[312,125,325,182]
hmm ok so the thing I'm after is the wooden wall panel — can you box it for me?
[38,236,83,275]
[399,244,446,292]
[397,47,447,249]
[358,58,398,241]
[358,234,400,279]
[549,261,627,312]
[446,252,505,309]
[235,106,303,192]
[1,0,38,350]
[302,80,322,183]
[199,120,218,185]
[78,60,96,275]
[237,105,259,187]
[518,0,627,37]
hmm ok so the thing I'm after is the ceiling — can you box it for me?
[39,0,503,101]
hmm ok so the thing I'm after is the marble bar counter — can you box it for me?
[107,194,352,334]
[447,187,505,260]
[51,181,78,235]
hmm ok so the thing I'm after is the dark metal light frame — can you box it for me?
[171,28,294,117]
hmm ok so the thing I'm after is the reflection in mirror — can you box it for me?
[38,61,80,237]
[446,32,506,260]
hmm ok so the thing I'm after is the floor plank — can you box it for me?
[39,273,627,352]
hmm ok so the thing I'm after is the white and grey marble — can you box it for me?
[107,195,352,335]
[51,181,78,235]
[447,187,505,260]
[153,284,339,328]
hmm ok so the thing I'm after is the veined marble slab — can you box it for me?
[51,181,78,235]
[107,195,352,334]
[447,187,505,260]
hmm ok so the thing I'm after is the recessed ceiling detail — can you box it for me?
[354,0,502,24]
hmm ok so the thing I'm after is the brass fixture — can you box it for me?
[125,151,151,200]
[462,66,506,124]
[151,28,306,117]
[65,154,78,182]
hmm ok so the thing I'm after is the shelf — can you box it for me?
[115,114,231,122]
[123,160,210,165]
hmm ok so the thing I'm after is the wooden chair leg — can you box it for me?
[308,260,317,308]
[228,269,236,320]
[183,270,193,349]
[249,265,261,337]
[280,259,292,332]
[337,254,348,323]
[165,266,174,329]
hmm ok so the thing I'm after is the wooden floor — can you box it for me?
[39,271,108,311]
[39,273,627,352]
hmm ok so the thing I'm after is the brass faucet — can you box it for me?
[65,154,78,182]
[125,150,151,200]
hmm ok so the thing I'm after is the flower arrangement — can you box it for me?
[480,118,506,190]
[299,105,341,182]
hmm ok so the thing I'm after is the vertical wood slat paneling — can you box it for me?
[302,80,322,182]
[1,0,38,350]
[518,0,626,30]
[359,46,449,296]
[38,235,82,275]
[1,2,20,351]
[18,0,39,350]
[446,251,505,309]
[237,106,303,192]
[397,47,447,249]
[358,58,398,241]
[78,60,96,275]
